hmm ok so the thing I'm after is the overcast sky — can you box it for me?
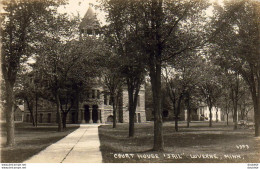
[56,0,224,25]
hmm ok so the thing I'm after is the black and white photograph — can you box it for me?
[0,0,260,167]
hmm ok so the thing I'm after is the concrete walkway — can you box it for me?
[24,124,102,163]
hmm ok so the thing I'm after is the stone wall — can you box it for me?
[121,85,146,123]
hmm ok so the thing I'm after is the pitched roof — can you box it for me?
[79,6,100,30]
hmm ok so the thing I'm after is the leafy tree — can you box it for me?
[163,54,203,131]
[216,69,241,128]
[58,39,101,128]
[238,84,253,121]
[15,67,44,127]
[34,13,83,131]
[199,61,222,127]
[102,55,123,128]
[212,0,260,136]
[101,0,209,151]
[163,67,185,132]
[101,1,146,135]
[1,0,64,146]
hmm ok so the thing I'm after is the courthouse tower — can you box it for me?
[79,6,101,37]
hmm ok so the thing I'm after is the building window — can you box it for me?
[48,113,51,123]
[97,90,100,99]
[26,114,30,122]
[138,113,141,123]
[40,114,43,123]
[86,91,90,98]
[104,94,107,105]
[92,90,95,99]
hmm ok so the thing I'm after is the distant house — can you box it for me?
[14,104,24,122]
[0,103,24,122]
[191,105,222,122]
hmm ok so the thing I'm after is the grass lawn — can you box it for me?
[1,122,79,163]
[98,121,260,163]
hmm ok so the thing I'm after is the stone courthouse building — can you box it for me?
[24,7,146,124]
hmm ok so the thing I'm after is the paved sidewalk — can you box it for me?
[24,124,102,163]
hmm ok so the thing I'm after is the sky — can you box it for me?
[56,0,224,25]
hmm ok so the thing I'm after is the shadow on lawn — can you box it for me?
[98,122,259,163]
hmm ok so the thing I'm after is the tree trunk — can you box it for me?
[175,95,182,132]
[118,89,124,123]
[25,99,35,126]
[240,104,245,120]
[150,63,164,151]
[129,104,135,137]
[175,117,178,132]
[62,113,67,129]
[127,80,141,137]
[254,8,260,137]
[75,92,80,124]
[128,86,135,137]
[227,113,229,126]
[209,105,212,127]
[256,83,260,136]
[5,82,15,147]
[187,110,190,128]
[255,98,260,137]
[170,94,177,130]
[225,103,229,126]
[186,95,191,128]
[233,99,238,130]
[56,93,63,132]
[112,95,117,128]
[35,93,38,127]
[252,82,260,137]
[233,74,239,130]
[215,109,218,123]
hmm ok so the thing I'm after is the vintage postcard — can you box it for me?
[1,0,259,168]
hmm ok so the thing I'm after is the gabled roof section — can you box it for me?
[79,6,100,30]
